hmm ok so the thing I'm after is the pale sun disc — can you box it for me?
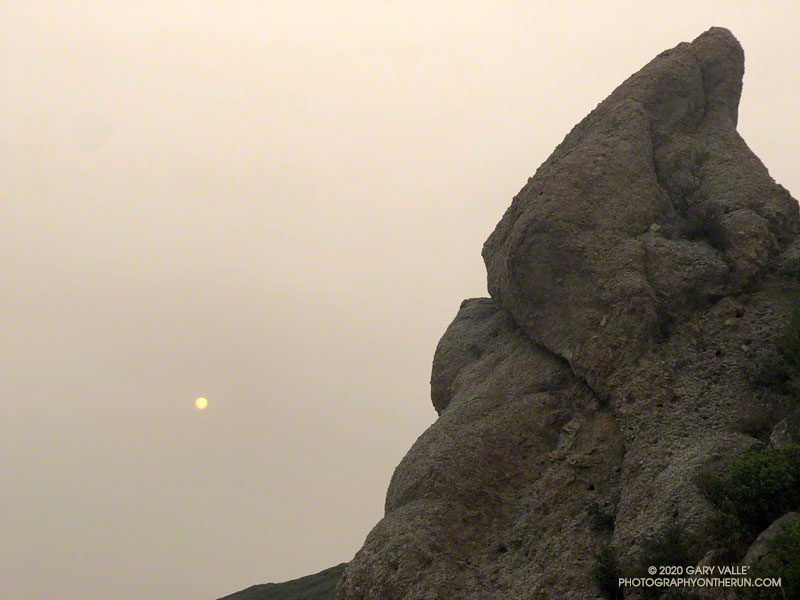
[195,397,208,410]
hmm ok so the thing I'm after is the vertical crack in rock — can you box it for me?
[337,28,800,600]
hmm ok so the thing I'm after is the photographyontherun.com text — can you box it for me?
[620,565,782,591]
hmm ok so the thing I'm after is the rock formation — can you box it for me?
[336,28,800,600]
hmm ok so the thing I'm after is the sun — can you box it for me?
[195,397,208,410]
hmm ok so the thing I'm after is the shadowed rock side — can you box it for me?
[337,28,800,600]
[341,299,623,599]
[217,563,345,600]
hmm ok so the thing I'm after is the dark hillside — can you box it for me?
[218,564,345,600]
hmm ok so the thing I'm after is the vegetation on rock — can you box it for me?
[755,293,800,397]
[702,444,800,538]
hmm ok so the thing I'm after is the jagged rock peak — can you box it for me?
[482,26,797,395]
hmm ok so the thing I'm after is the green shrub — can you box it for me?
[775,296,800,395]
[703,444,800,538]
[754,293,800,396]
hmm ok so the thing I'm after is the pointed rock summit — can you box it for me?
[337,28,800,600]
[483,26,796,395]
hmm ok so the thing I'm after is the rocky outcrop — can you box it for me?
[742,512,800,570]
[337,28,800,600]
[482,27,796,396]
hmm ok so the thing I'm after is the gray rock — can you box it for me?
[742,512,800,570]
[430,298,569,415]
[770,418,792,447]
[770,407,800,447]
[482,27,797,394]
[337,28,800,600]
[339,297,623,599]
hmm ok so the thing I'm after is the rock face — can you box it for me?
[742,512,800,570]
[337,28,800,600]
[482,27,795,396]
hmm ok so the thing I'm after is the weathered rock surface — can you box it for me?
[482,27,796,395]
[742,512,800,571]
[337,28,800,600]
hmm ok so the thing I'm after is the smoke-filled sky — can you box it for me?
[2,2,799,599]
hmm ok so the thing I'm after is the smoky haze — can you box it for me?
[1,2,798,599]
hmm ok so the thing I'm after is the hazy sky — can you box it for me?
[2,2,799,599]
